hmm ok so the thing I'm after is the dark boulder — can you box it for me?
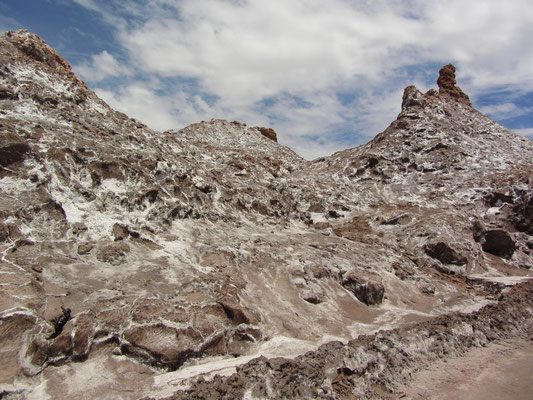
[424,242,467,265]
[0,133,31,167]
[480,230,516,258]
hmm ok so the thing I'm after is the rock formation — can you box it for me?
[0,30,532,399]
[436,63,472,106]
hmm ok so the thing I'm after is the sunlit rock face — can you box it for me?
[1,30,533,399]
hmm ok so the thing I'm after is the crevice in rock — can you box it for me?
[47,306,71,340]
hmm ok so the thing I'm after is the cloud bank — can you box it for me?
[71,0,533,158]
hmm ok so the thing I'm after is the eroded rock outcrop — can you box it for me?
[437,63,472,106]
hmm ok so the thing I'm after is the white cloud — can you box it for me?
[119,1,421,106]
[479,103,533,121]
[71,0,533,158]
[513,128,533,138]
[95,83,215,131]
[74,51,131,82]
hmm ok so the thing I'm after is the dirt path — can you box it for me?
[398,336,533,400]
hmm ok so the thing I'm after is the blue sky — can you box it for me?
[2,0,533,159]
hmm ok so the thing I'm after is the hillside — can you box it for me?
[1,30,532,399]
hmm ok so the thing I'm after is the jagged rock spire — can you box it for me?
[437,64,472,106]
[401,64,473,112]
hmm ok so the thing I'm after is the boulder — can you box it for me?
[77,242,94,255]
[96,242,130,265]
[72,312,94,359]
[112,223,129,241]
[424,242,467,265]
[219,300,255,325]
[0,132,31,167]
[401,85,426,111]
[341,271,385,306]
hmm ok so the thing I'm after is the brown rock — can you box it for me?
[401,85,426,110]
[7,30,72,72]
[89,161,124,184]
[333,216,381,244]
[48,319,74,358]
[313,221,330,230]
[0,313,37,383]
[96,242,130,265]
[201,250,236,268]
[0,132,31,167]
[437,64,457,91]
[307,202,324,213]
[0,220,8,242]
[227,326,263,356]
[131,300,189,324]
[342,270,385,305]
[219,299,258,325]
[0,84,18,100]
[25,337,49,368]
[257,127,278,142]
[424,241,467,266]
[437,64,472,106]
[97,307,129,331]
[112,223,129,241]
[512,195,533,234]
[72,313,94,359]
[77,242,94,255]
[251,200,269,216]
[31,264,43,273]
[193,303,229,335]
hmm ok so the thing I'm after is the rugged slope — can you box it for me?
[0,30,532,399]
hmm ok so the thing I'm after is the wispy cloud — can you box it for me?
[74,51,132,82]
[479,103,533,121]
[95,82,216,132]
[70,0,533,158]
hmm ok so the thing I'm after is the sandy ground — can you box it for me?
[398,336,533,400]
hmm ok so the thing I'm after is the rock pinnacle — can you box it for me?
[437,64,472,106]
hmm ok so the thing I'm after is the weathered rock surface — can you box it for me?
[160,280,533,400]
[1,30,533,399]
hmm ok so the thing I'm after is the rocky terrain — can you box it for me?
[0,30,532,399]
